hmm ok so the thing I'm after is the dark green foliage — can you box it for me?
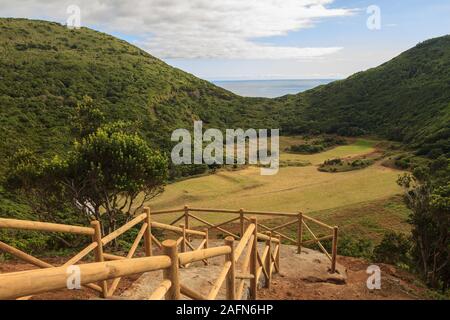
[373,232,412,266]
[397,156,449,290]
[336,236,374,259]
[288,143,324,154]
[319,158,373,173]
[6,122,169,238]
[320,234,374,259]
[323,158,342,166]
[287,136,347,154]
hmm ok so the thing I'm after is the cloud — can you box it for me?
[0,0,355,59]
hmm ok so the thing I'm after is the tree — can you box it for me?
[5,148,74,224]
[397,156,449,290]
[71,96,105,138]
[7,124,169,237]
[55,124,168,235]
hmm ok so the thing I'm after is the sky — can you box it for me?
[1,0,449,80]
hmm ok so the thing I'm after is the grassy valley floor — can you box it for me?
[146,138,409,243]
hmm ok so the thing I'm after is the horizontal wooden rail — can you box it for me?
[241,210,297,217]
[178,246,231,265]
[151,221,206,237]
[188,208,241,214]
[151,208,185,215]
[0,218,94,235]
[0,255,172,300]
[257,232,280,243]
[0,241,102,294]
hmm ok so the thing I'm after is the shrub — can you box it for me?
[373,232,412,266]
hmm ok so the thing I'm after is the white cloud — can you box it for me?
[0,0,356,59]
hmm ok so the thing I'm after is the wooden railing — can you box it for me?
[151,206,338,273]
[0,221,279,300]
[0,205,337,300]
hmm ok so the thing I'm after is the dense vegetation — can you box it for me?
[319,158,374,172]
[286,136,347,154]
[278,37,450,158]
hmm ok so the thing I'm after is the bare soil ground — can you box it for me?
[258,255,428,300]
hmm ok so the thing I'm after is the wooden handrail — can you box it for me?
[234,223,255,261]
[257,232,280,243]
[151,208,185,215]
[178,246,231,265]
[0,205,338,300]
[0,218,94,235]
[0,255,172,300]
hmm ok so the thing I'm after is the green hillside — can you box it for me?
[1,17,449,171]
[277,36,450,157]
[0,18,275,176]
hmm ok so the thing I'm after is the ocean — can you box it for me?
[211,79,335,98]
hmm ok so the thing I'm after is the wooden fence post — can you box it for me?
[91,220,108,298]
[297,212,303,254]
[225,236,236,300]
[180,224,186,253]
[264,231,272,288]
[249,217,258,300]
[162,239,180,300]
[239,208,244,238]
[144,207,152,256]
[331,226,338,273]
[184,205,190,242]
[204,228,209,265]
[276,234,281,273]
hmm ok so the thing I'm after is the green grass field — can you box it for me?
[146,138,410,239]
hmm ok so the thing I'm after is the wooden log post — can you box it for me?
[249,217,258,300]
[204,228,209,265]
[331,226,339,273]
[225,236,236,300]
[162,240,180,300]
[180,224,187,254]
[143,207,153,256]
[184,205,190,242]
[91,220,108,298]
[264,231,272,288]
[297,212,303,254]
[239,208,244,238]
[276,234,281,273]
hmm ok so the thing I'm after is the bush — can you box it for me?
[288,144,324,154]
[373,232,411,266]
[337,236,374,259]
